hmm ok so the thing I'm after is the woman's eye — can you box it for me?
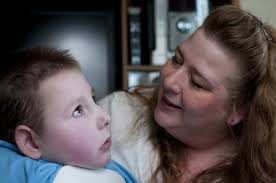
[191,80,205,90]
[72,105,84,117]
[192,81,202,88]
[171,55,183,65]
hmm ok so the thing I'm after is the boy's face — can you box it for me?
[37,69,111,169]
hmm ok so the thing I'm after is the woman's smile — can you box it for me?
[160,96,183,111]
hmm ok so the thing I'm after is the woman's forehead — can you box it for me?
[179,29,241,88]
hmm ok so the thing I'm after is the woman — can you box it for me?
[99,5,276,183]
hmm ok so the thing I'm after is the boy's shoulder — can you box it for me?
[0,140,61,183]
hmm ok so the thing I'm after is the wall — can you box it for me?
[240,0,276,27]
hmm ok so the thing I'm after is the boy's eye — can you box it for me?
[72,105,84,117]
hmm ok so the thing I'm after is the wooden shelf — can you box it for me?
[231,0,240,6]
[126,65,162,71]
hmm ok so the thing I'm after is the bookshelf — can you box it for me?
[120,0,240,90]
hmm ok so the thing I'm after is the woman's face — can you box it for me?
[154,29,241,148]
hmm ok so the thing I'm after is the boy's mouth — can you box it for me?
[100,136,112,151]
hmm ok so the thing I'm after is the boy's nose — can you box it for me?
[97,108,111,130]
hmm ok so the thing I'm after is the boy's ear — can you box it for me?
[227,104,245,126]
[15,125,42,159]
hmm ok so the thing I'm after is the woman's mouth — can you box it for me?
[160,96,182,111]
[100,137,112,152]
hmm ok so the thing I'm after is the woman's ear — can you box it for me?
[15,125,42,159]
[227,104,245,126]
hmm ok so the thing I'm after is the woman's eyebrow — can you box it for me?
[176,46,184,58]
[192,68,214,87]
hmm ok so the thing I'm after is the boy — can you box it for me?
[0,47,137,183]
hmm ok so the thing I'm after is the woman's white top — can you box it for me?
[99,91,159,183]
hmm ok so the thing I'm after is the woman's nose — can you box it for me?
[163,69,184,95]
[97,107,111,130]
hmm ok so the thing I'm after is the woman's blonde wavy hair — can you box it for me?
[131,5,276,183]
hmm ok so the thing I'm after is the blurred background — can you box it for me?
[2,0,276,100]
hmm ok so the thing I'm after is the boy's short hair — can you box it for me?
[0,47,80,144]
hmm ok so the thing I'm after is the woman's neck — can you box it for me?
[179,137,236,180]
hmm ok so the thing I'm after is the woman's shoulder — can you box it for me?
[98,91,132,107]
[99,87,156,112]
[99,89,159,183]
[99,90,145,136]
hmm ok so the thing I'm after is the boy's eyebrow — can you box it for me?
[91,87,97,101]
[91,87,95,96]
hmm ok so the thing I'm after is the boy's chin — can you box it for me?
[89,153,112,169]
[101,153,112,167]
[70,152,111,170]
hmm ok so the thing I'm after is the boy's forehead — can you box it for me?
[39,70,93,100]
[38,70,92,114]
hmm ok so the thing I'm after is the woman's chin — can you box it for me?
[154,107,168,128]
